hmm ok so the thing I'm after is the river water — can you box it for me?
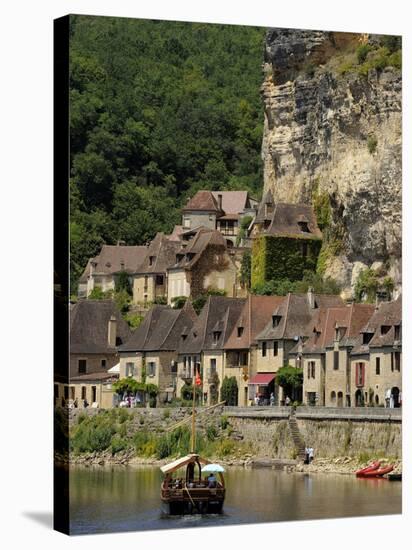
[67,465,401,535]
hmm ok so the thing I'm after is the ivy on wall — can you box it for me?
[251,235,321,288]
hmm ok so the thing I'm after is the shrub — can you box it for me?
[181,384,202,402]
[354,268,379,302]
[124,313,144,329]
[220,415,229,430]
[111,435,128,455]
[220,377,238,406]
[215,439,235,457]
[356,44,371,64]
[171,296,188,309]
[162,408,171,420]
[118,408,130,423]
[153,295,167,305]
[367,135,378,154]
[206,424,218,441]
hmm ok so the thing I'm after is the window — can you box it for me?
[241,352,248,366]
[333,351,339,370]
[356,362,365,387]
[156,275,164,285]
[125,362,135,377]
[148,362,156,377]
[183,217,191,228]
[272,315,281,328]
[213,331,221,343]
[330,391,336,404]
[376,357,380,375]
[394,325,400,340]
[391,353,394,372]
[307,361,315,379]
[70,387,75,400]
[78,359,87,374]
[381,325,391,335]
[298,221,310,233]
[171,361,177,374]
[262,342,267,357]
[237,326,244,338]
[394,352,401,372]
[101,359,106,369]
[149,256,155,266]
[64,386,69,399]
[273,341,278,357]
[210,358,216,374]
[363,332,373,344]
[375,395,379,405]
[81,386,87,400]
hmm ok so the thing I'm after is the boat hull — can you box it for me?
[161,498,224,515]
[360,466,394,478]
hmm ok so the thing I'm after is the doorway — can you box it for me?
[91,385,97,403]
[391,387,400,408]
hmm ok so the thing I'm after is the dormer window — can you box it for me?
[298,221,310,233]
[213,331,221,343]
[149,256,155,266]
[381,325,391,335]
[181,334,187,341]
[237,326,244,338]
[193,331,197,338]
[362,332,373,345]
[272,315,281,328]
[394,325,400,340]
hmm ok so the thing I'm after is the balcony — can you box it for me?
[179,370,192,382]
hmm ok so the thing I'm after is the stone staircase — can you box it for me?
[288,411,306,461]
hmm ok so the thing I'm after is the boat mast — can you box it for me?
[191,366,196,452]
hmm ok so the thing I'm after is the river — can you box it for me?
[66,465,401,535]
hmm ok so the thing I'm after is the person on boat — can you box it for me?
[207,473,217,488]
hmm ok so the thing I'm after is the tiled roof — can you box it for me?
[224,295,285,350]
[70,300,131,354]
[178,296,246,354]
[183,190,252,215]
[182,191,220,212]
[70,372,119,382]
[351,297,402,354]
[170,229,228,270]
[255,190,274,223]
[79,244,148,282]
[136,233,181,274]
[263,203,322,240]
[119,302,197,353]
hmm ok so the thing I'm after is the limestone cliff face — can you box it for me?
[261,29,402,295]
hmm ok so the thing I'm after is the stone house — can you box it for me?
[65,300,131,407]
[299,303,375,407]
[118,302,197,404]
[250,201,322,287]
[167,228,237,305]
[78,243,147,297]
[132,233,181,306]
[255,291,343,405]
[176,296,246,405]
[350,297,402,407]
[223,295,285,406]
[181,190,257,247]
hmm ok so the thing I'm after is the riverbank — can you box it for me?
[56,451,402,476]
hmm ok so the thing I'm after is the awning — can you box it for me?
[160,453,210,474]
[248,373,275,386]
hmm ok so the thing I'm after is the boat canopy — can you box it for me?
[161,453,210,474]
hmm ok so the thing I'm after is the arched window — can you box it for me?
[331,391,336,404]
[337,391,343,407]
[375,395,379,405]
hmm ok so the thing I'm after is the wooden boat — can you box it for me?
[361,465,394,478]
[160,453,225,515]
[160,368,226,515]
[355,461,381,477]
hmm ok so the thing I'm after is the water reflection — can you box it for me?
[67,465,401,535]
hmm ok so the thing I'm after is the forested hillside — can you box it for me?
[70,15,266,288]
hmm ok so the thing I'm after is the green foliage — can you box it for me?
[113,288,131,313]
[88,285,106,300]
[206,424,218,441]
[171,296,188,309]
[180,384,202,402]
[220,376,238,406]
[311,183,331,230]
[115,271,132,294]
[69,16,266,288]
[220,415,229,430]
[252,271,340,296]
[251,235,321,288]
[192,288,226,314]
[71,413,116,453]
[276,365,303,400]
[367,135,378,154]
[236,214,253,246]
[383,276,394,296]
[111,435,128,454]
[240,249,252,288]
[380,35,401,53]
[354,268,379,303]
[153,295,167,305]
[124,313,144,329]
[356,44,371,64]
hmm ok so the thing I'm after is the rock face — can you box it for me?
[261,29,402,294]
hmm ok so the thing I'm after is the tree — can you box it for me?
[240,250,252,288]
[220,376,238,406]
[115,271,132,294]
[276,365,303,402]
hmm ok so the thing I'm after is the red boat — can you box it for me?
[355,461,381,477]
[361,465,394,478]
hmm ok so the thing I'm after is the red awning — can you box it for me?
[248,373,275,386]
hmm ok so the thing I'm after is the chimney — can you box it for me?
[108,315,117,348]
[217,193,223,210]
[307,287,315,309]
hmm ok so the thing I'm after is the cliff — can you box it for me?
[261,29,402,296]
